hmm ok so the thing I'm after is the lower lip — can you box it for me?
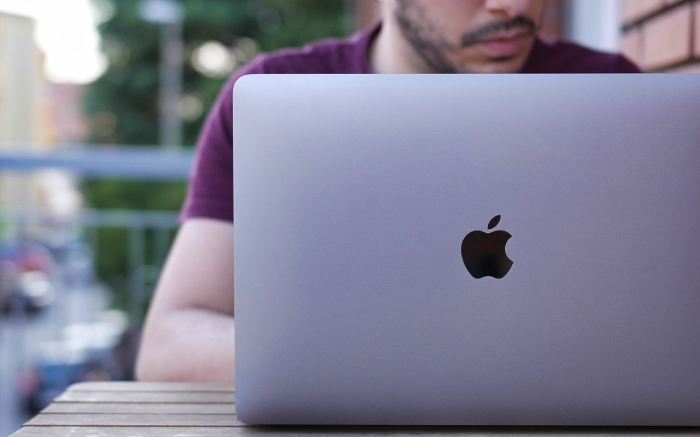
[478,35,527,58]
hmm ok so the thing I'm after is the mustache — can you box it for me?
[461,16,537,47]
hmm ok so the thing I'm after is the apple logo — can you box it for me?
[461,215,513,279]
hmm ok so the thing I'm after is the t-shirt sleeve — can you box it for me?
[180,59,267,223]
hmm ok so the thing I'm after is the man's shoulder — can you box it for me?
[235,28,373,79]
[523,38,641,73]
[255,33,371,74]
[215,27,374,103]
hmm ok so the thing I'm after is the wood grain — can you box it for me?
[26,413,244,427]
[11,383,700,437]
[12,426,249,437]
[43,402,235,415]
[12,426,700,437]
[56,391,235,404]
[68,382,234,392]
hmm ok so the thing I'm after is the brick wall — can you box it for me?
[621,0,700,72]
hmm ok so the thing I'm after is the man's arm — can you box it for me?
[135,218,235,383]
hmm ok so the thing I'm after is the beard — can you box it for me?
[394,0,538,74]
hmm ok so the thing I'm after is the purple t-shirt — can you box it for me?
[181,25,640,223]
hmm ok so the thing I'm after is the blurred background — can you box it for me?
[0,0,697,434]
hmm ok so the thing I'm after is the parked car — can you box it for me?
[18,310,130,415]
[17,341,91,414]
[0,243,56,314]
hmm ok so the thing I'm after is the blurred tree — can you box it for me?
[86,0,351,146]
[84,0,352,294]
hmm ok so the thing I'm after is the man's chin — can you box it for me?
[485,57,528,73]
[456,56,528,74]
[459,38,535,73]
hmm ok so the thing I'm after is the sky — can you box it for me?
[0,0,107,84]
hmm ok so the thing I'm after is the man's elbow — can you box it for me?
[135,313,180,382]
[134,326,164,381]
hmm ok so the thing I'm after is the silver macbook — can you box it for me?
[233,74,700,426]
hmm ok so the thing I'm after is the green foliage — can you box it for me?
[86,0,351,147]
[84,0,352,292]
[84,178,186,301]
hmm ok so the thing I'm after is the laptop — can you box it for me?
[233,74,700,426]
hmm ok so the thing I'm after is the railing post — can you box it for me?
[129,225,146,328]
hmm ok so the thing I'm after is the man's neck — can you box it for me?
[369,21,434,74]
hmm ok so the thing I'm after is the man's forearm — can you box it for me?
[136,307,235,383]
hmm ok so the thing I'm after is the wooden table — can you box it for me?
[9,382,700,436]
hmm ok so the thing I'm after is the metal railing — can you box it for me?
[0,146,192,435]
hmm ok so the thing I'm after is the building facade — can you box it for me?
[0,12,44,211]
[0,12,82,218]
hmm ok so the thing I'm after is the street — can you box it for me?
[0,275,109,437]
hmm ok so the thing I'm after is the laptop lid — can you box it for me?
[234,74,700,426]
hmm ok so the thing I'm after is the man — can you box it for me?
[135,0,640,383]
